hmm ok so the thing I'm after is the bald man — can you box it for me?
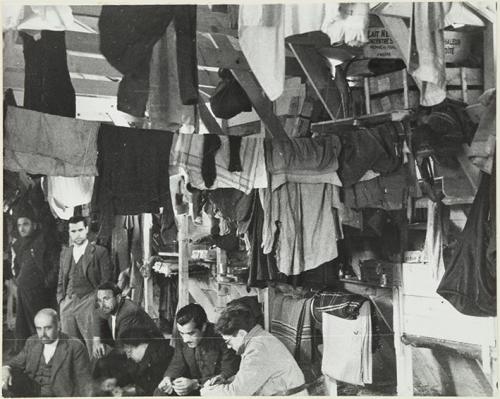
[2,309,92,397]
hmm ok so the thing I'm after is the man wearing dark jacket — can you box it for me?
[156,304,240,396]
[12,211,59,352]
[57,216,114,355]
[92,282,162,357]
[2,308,92,397]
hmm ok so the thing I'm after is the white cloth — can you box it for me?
[408,3,451,106]
[43,176,94,220]
[469,89,496,174]
[43,339,59,363]
[73,240,88,264]
[424,200,445,281]
[111,315,117,340]
[239,3,369,101]
[3,5,95,34]
[321,302,372,386]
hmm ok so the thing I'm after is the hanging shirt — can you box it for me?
[260,183,343,276]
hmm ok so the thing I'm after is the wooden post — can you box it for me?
[364,77,371,114]
[178,213,190,309]
[141,213,157,318]
[460,67,468,104]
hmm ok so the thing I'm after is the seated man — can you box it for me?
[200,303,308,396]
[115,328,174,396]
[2,308,91,397]
[93,282,163,357]
[156,304,240,396]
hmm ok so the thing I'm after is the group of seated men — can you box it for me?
[2,282,308,397]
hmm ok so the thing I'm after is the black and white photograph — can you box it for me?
[1,2,497,397]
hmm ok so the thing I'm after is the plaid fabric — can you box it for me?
[170,133,267,194]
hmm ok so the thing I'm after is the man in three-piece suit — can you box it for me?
[2,308,92,397]
[57,215,115,355]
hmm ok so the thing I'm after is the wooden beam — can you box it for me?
[198,101,225,135]
[178,214,190,309]
[141,213,157,318]
[288,43,338,120]
[71,5,101,17]
[211,34,289,140]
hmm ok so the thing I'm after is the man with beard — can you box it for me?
[57,215,114,355]
[92,282,163,394]
[11,210,58,352]
[2,308,92,397]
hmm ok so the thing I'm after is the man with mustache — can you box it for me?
[1,308,92,397]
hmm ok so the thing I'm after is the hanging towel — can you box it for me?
[408,3,451,106]
[321,301,372,386]
[4,106,99,176]
[265,135,342,190]
[43,176,94,220]
[469,89,496,174]
[171,133,267,194]
[92,124,174,239]
[148,22,196,132]
[260,183,343,275]
[270,292,313,365]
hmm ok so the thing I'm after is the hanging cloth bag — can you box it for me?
[210,68,252,119]
[437,170,496,317]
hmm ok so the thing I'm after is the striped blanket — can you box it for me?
[170,133,267,194]
[271,292,313,364]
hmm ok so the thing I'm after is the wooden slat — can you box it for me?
[198,101,225,135]
[71,5,102,17]
[4,69,119,97]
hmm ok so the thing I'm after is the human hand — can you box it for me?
[172,377,199,396]
[203,374,225,387]
[92,338,106,359]
[157,376,173,394]
[2,366,12,389]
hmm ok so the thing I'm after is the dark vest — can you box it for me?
[67,254,93,298]
[34,353,54,397]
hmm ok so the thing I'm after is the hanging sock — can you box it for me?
[228,136,243,172]
[201,135,222,188]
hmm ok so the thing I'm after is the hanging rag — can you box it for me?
[265,135,342,190]
[437,171,496,317]
[21,30,75,117]
[207,188,254,235]
[99,5,198,117]
[469,89,496,174]
[171,133,267,194]
[238,3,369,101]
[271,292,314,366]
[42,176,94,220]
[321,301,373,386]
[424,200,445,281]
[92,124,174,239]
[408,2,451,106]
[148,22,196,132]
[4,106,99,176]
[260,183,343,276]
